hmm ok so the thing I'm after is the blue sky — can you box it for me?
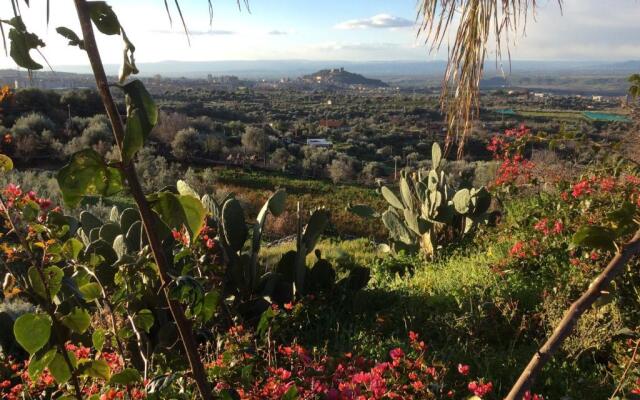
[0,0,639,68]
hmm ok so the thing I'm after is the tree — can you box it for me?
[11,112,58,161]
[327,155,359,184]
[152,111,190,146]
[362,161,385,182]
[172,127,204,161]
[271,147,292,172]
[241,126,269,155]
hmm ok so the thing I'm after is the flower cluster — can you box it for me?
[207,328,499,400]
[533,218,564,236]
[2,184,52,211]
[0,344,146,400]
[487,125,535,187]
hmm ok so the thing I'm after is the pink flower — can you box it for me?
[457,363,470,376]
[389,348,404,360]
[552,220,564,234]
[468,380,493,397]
[510,241,526,258]
[571,180,592,198]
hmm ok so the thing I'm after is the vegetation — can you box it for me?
[1,1,640,400]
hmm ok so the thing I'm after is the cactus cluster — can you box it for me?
[205,187,369,320]
[351,143,492,256]
[77,206,148,285]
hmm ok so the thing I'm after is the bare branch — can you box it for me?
[506,229,640,399]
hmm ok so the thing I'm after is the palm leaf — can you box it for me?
[417,0,563,157]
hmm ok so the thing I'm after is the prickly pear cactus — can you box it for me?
[350,142,492,257]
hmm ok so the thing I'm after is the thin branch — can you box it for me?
[506,229,640,400]
[72,2,213,398]
[610,338,640,400]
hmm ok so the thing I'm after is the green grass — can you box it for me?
[263,217,618,398]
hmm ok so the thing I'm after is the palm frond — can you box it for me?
[417,0,562,157]
[174,0,191,46]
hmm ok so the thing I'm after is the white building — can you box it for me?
[306,138,333,148]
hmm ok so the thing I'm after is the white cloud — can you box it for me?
[334,14,413,30]
[153,29,236,35]
[268,30,288,35]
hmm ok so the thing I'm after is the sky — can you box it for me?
[0,0,638,69]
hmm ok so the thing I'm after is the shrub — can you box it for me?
[328,155,359,184]
[241,126,270,156]
[63,115,113,157]
[172,127,204,161]
[152,111,189,145]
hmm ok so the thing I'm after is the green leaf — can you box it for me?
[61,307,91,334]
[28,266,63,300]
[571,226,617,252]
[453,189,471,215]
[6,17,45,70]
[87,1,121,35]
[22,200,40,222]
[110,368,141,385]
[257,306,277,337]
[56,149,124,207]
[347,204,377,219]
[56,27,84,49]
[49,352,72,383]
[301,209,330,254]
[14,313,52,354]
[282,385,298,400]
[0,154,13,172]
[28,348,56,381]
[381,186,404,209]
[81,359,111,381]
[134,309,154,333]
[62,238,84,259]
[399,177,414,209]
[267,189,287,216]
[121,80,157,163]
[177,180,199,198]
[92,329,106,353]
[382,209,413,245]
[201,291,220,321]
[151,192,206,240]
[221,198,248,253]
[431,142,442,169]
[179,195,206,240]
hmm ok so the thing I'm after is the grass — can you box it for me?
[263,215,619,398]
[209,168,388,239]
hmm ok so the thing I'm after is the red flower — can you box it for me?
[510,241,526,258]
[571,179,592,198]
[552,220,563,234]
[457,364,470,376]
[389,348,404,360]
[468,380,493,397]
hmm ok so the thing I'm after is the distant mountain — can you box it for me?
[302,67,387,87]
[46,59,640,80]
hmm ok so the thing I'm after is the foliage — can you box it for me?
[351,143,492,257]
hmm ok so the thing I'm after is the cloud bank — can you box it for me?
[334,14,413,30]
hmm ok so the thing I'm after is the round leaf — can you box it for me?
[14,313,52,354]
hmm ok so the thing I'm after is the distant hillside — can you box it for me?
[302,67,388,87]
